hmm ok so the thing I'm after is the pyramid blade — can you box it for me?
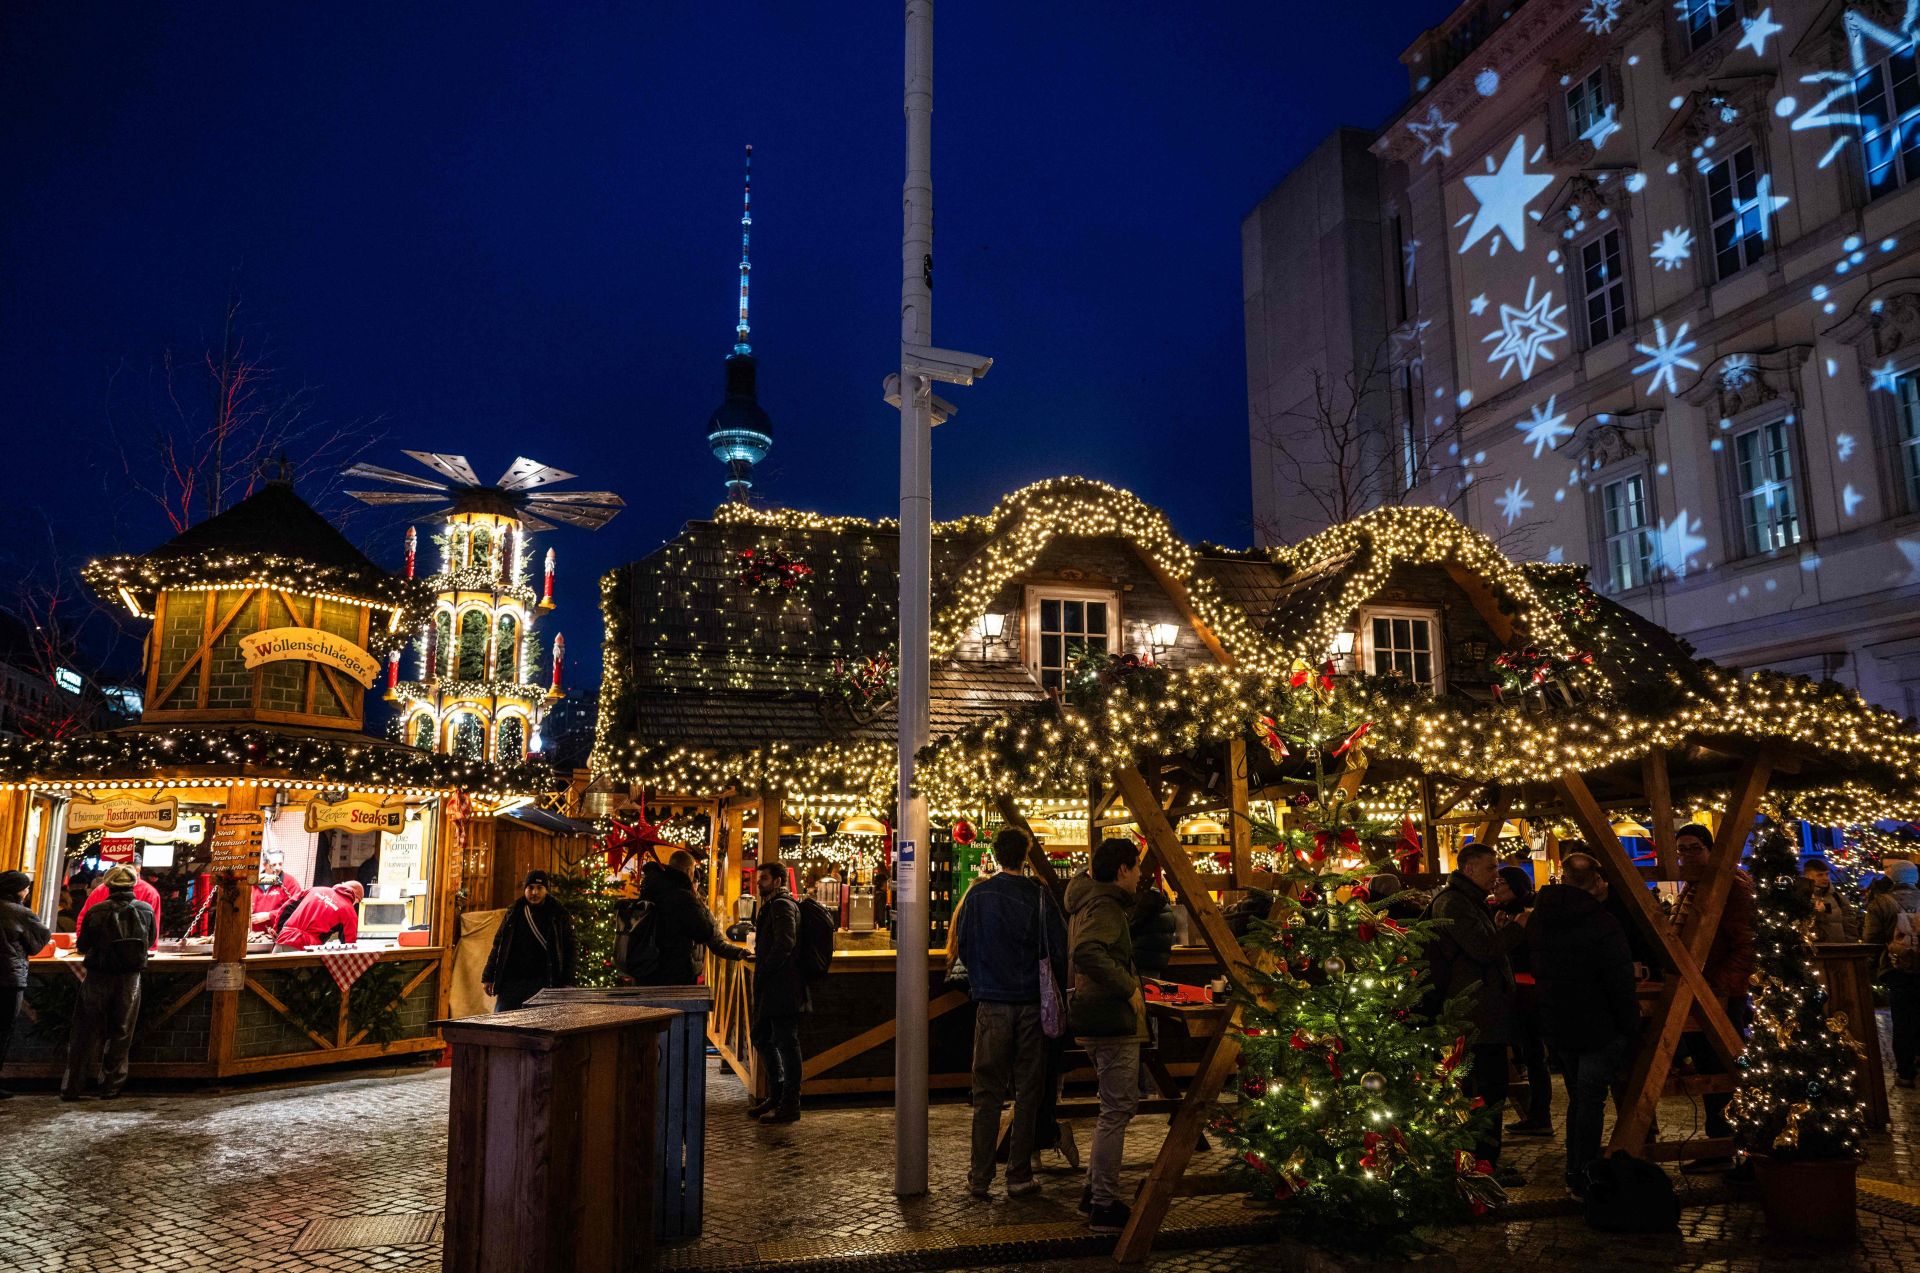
[514,514,558,533]
[345,491,451,507]
[402,451,481,486]
[342,462,449,493]
[519,490,625,507]
[525,501,622,530]
[497,457,579,491]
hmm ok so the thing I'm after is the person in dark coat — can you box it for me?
[1800,856,1860,944]
[632,851,750,986]
[1494,865,1551,1137]
[1427,841,1526,1187]
[482,870,578,1010]
[63,866,154,1101]
[1128,874,1177,979]
[749,859,808,1124]
[1865,860,1920,1087]
[1669,822,1754,1167]
[0,869,52,1098]
[1529,853,1640,1197]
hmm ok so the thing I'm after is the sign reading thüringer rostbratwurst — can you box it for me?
[68,794,178,834]
[209,810,265,880]
[238,627,381,687]
[305,797,406,835]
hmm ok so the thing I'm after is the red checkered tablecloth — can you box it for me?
[318,945,380,993]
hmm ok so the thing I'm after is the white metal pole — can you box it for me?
[894,0,935,1199]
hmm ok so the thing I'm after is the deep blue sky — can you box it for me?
[0,1,1449,682]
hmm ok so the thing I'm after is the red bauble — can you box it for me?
[1241,1077,1268,1099]
[951,818,977,846]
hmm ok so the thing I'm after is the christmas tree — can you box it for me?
[550,848,622,989]
[1223,668,1497,1251]
[1731,822,1869,1161]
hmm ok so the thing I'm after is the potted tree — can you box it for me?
[1731,823,1871,1241]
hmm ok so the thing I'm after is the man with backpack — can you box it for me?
[63,865,155,1101]
[628,850,751,986]
[749,859,830,1125]
[952,827,1068,1200]
[1866,859,1920,1088]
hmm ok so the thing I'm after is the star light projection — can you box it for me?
[1408,105,1457,164]
[1633,318,1701,396]
[1496,479,1535,525]
[1483,277,1568,380]
[1651,226,1695,270]
[1655,510,1709,578]
[1738,7,1785,56]
[1515,395,1572,458]
[1581,0,1622,34]
[1457,135,1553,256]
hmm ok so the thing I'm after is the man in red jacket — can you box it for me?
[249,849,304,936]
[1670,823,1755,1171]
[75,872,162,948]
[274,880,364,949]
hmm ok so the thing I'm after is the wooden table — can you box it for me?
[438,1001,678,1273]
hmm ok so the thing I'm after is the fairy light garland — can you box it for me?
[83,551,432,630]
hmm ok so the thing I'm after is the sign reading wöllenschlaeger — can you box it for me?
[238,627,380,687]
[305,796,406,835]
[68,794,179,834]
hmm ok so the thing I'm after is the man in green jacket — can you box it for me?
[1068,838,1145,1233]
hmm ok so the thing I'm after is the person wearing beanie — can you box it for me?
[0,869,51,1098]
[1867,858,1920,1087]
[64,864,155,1100]
[75,866,162,950]
[273,879,365,951]
[482,869,577,1010]
[1491,864,1551,1137]
[1669,822,1755,1168]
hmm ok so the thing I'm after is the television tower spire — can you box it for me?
[707,143,773,503]
[736,144,753,355]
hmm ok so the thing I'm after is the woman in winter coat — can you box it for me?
[483,870,578,1010]
[1,869,52,1097]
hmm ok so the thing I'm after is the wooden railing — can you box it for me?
[705,950,755,1089]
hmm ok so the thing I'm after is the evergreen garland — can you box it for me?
[276,965,343,1041]
[347,960,412,1045]
[1731,823,1870,1161]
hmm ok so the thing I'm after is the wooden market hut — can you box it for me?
[0,480,547,1082]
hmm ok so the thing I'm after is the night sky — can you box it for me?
[0,2,1449,683]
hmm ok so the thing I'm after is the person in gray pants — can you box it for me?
[63,865,154,1101]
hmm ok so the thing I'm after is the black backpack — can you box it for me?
[1582,1151,1681,1234]
[621,899,663,980]
[92,899,151,975]
[796,895,836,981]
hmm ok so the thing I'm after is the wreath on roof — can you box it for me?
[737,545,814,595]
[826,647,899,723]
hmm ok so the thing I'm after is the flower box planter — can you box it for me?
[1753,1156,1857,1242]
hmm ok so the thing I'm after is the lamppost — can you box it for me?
[889,0,991,1198]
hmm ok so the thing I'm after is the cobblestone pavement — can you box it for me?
[4,1021,1919,1273]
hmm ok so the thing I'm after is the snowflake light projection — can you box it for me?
[1496,480,1535,525]
[1720,353,1756,389]
[1737,7,1785,57]
[1734,174,1789,241]
[1651,226,1694,270]
[1844,483,1867,516]
[1483,278,1568,381]
[1793,8,1920,174]
[1545,545,1567,564]
[1408,105,1457,165]
[1838,432,1858,460]
[1633,318,1701,395]
[1469,292,1490,316]
[1403,236,1420,286]
[1457,135,1553,256]
[1581,103,1623,150]
[1515,395,1572,458]
[1654,510,1709,578]
[1870,359,1902,393]
[1581,0,1621,34]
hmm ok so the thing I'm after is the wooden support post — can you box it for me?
[1643,746,1678,877]
[1113,1023,1243,1264]
[208,782,261,1074]
[757,792,782,867]
[1473,786,1510,852]
[993,793,1063,901]
[1226,738,1251,890]
[1112,766,1249,993]
[1417,774,1439,873]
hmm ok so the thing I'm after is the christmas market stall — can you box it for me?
[0,480,547,1082]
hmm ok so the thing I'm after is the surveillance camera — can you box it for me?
[881,373,956,425]
[902,344,993,386]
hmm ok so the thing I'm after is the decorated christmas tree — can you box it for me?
[1221,667,1497,1251]
[1731,822,1869,1161]
[551,846,622,989]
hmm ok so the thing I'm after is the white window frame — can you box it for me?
[1355,606,1445,694]
[1852,32,1920,196]
[1577,226,1630,347]
[1566,66,1611,143]
[1893,367,1920,512]
[1679,0,1738,54]
[1024,585,1119,692]
[1599,471,1655,592]
[1705,144,1768,281]
[1732,416,1803,555]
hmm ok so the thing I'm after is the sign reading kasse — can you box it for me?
[68,794,179,834]
[238,627,381,688]
[305,797,406,835]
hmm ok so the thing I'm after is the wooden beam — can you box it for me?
[1128,548,1232,667]
[1112,765,1249,993]
[1643,745,1678,877]
[994,793,1063,901]
[1682,755,1772,968]
[1472,785,1511,850]
[156,587,257,707]
[1113,1023,1243,1264]
[1439,562,1517,643]
[1226,737,1251,889]
[800,989,969,1078]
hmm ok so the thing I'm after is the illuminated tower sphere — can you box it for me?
[344,452,622,765]
[707,144,772,503]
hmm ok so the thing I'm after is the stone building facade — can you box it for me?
[1250,0,1920,717]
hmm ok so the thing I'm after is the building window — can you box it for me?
[1031,592,1112,691]
[1579,228,1629,345]
[1896,371,1920,509]
[1567,66,1610,142]
[1852,34,1920,193]
[1358,608,1443,692]
[1680,0,1737,53]
[1707,146,1768,280]
[1601,473,1654,592]
[1734,418,1802,554]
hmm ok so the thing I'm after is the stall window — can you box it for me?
[1357,607,1444,692]
[1028,590,1114,691]
[432,611,453,676]
[1601,474,1655,592]
[1706,146,1769,280]
[469,525,493,572]
[1734,417,1802,554]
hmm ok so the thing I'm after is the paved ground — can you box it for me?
[4,1020,1919,1272]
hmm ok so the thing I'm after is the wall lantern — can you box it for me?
[1148,622,1180,655]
